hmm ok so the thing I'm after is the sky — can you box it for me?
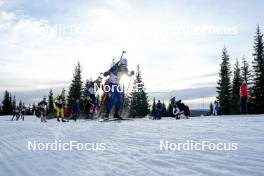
[0,0,264,108]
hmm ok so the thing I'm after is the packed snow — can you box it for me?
[0,115,264,176]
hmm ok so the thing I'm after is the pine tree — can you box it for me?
[252,25,264,114]
[32,102,36,115]
[231,59,242,114]
[12,96,16,110]
[2,90,13,115]
[27,104,31,115]
[129,65,149,117]
[48,89,54,113]
[216,47,232,115]
[161,101,167,117]
[19,100,22,108]
[209,102,213,115]
[167,103,174,117]
[241,57,252,85]
[151,97,156,116]
[68,62,83,107]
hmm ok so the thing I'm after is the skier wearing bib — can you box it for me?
[38,97,48,122]
[20,103,26,121]
[11,106,20,121]
[54,89,67,122]
[103,58,134,119]
[84,76,102,114]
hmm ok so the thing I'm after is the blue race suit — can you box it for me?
[104,62,128,112]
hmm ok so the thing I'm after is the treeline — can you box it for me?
[0,89,56,116]
[0,61,150,117]
[216,25,264,115]
[150,98,174,117]
[0,90,32,115]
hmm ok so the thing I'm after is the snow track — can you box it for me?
[0,115,264,176]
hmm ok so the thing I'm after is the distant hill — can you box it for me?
[190,109,210,117]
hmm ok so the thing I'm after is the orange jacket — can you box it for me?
[240,84,248,97]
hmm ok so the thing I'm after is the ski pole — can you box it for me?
[125,76,133,97]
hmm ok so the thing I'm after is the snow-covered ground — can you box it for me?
[0,115,264,176]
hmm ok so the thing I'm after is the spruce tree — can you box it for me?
[32,102,36,115]
[241,57,252,85]
[19,100,22,108]
[68,62,83,107]
[161,101,167,117]
[252,25,264,114]
[167,103,174,117]
[12,96,16,110]
[216,47,232,115]
[48,89,54,113]
[151,97,156,116]
[209,102,213,115]
[129,65,149,117]
[27,104,31,115]
[2,90,13,115]
[231,59,242,114]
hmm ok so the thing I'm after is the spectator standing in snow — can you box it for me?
[155,100,162,120]
[38,97,48,122]
[170,96,177,117]
[240,82,248,114]
[71,99,80,122]
[213,100,219,116]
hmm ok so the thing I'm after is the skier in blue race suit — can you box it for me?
[103,58,134,119]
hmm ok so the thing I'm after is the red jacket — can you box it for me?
[240,84,248,98]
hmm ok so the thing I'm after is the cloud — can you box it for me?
[0,77,69,91]
[0,0,263,104]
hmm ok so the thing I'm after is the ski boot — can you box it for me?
[114,114,123,120]
[61,119,66,122]
[57,118,60,122]
[114,109,123,120]
[104,110,110,121]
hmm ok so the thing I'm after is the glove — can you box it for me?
[130,71,135,76]
[103,72,108,77]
